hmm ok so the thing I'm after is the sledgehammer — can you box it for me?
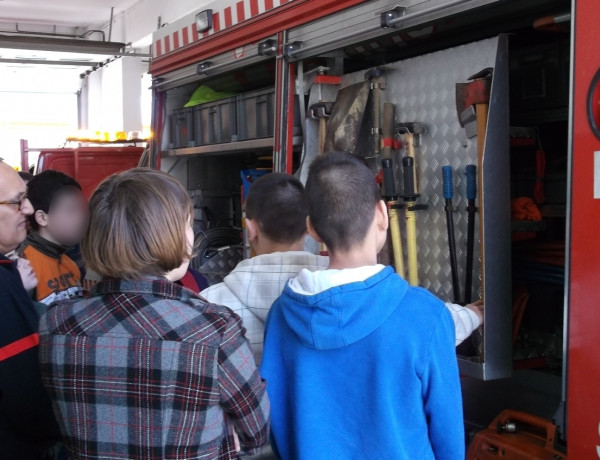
[396,122,427,192]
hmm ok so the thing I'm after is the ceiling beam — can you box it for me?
[0,58,99,66]
[0,34,126,54]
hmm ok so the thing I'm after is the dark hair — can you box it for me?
[18,171,34,182]
[27,170,82,230]
[245,172,308,244]
[305,152,381,252]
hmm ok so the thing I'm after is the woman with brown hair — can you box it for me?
[38,168,269,459]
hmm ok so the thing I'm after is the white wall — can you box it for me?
[81,56,148,133]
[79,0,216,134]
[96,0,213,50]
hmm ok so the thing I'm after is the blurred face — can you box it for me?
[0,164,34,254]
[37,189,89,247]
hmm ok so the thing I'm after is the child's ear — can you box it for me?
[306,216,323,243]
[34,210,49,228]
[245,218,259,241]
[376,200,389,232]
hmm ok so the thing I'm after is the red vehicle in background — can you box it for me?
[21,140,145,198]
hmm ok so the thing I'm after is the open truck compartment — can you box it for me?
[150,0,572,452]
[169,87,289,149]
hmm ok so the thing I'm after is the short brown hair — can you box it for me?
[83,168,193,280]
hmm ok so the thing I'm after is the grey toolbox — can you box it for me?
[236,88,275,141]
[193,96,237,145]
[170,107,195,148]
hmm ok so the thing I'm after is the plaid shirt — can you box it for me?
[38,277,269,460]
[201,252,330,365]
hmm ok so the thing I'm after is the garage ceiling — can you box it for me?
[0,0,138,29]
[0,0,148,93]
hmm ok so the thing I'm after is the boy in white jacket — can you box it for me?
[202,172,483,365]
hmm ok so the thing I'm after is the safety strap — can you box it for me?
[0,333,39,363]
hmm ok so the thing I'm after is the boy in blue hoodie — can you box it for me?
[260,152,464,460]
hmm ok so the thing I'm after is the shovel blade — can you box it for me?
[323,81,371,154]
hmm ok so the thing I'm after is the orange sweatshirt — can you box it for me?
[19,232,83,305]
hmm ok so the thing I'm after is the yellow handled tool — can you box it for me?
[403,156,420,286]
[382,158,405,278]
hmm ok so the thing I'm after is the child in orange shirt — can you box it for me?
[19,170,89,304]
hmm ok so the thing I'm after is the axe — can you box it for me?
[456,67,492,298]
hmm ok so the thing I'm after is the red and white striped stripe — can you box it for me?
[153,0,294,59]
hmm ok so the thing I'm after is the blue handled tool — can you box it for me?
[443,166,460,304]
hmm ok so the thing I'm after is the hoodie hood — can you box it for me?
[279,265,407,350]
[220,251,329,321]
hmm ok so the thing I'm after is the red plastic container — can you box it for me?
[467,410,566,460]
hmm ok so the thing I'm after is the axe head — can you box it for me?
[455,67,493,126]
[460,106,477,139]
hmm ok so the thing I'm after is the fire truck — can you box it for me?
[148,0,598,456]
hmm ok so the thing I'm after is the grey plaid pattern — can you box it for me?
[38,277,269,460]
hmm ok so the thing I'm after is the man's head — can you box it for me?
[27,170,89,247]
[305,152,388,261]
[245,173,308,256]
[0,161,34,254]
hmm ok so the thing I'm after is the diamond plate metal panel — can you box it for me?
[298,36,511,379]
[339,37,500,304]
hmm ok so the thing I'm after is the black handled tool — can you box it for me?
[382,158,405,278]
[464,164,477,304]
[443,166,460,304]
